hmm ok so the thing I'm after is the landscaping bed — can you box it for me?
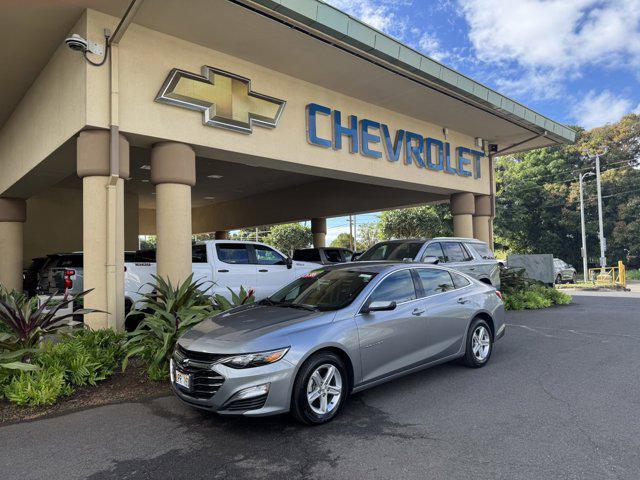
[0,358,169,424]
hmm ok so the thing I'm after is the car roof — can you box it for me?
[319,261,455,274]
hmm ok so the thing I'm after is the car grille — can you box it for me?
[173,346,225,399]
[223,394,268,412]
[176,344,227,363]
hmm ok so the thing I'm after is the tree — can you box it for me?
[378,204,453,240]
[330,233,355,249]
[494,114,640,267]
[264,223,312,255]
[357,223,380,249]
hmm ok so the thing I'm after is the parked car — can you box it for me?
[356,237,501,288]
[36,252,84,296]
[292,247,353,265]
[553,258,577,284]
[22,256,47,297]
[171,262,505,424]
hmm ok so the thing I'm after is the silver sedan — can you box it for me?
[171,262,506,424]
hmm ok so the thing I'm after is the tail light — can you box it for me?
[495,290,503,300]
[64,269,75,290]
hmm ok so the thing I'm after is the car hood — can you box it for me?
[178,303,333,354]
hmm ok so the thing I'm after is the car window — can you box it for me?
[254,245,286,265]
[293,249,321,262]
[216,243,250,264]
[369,270,417,304]
[135,250,156,263]
[422,242,445,262]
[450,272,471,289]
[441,242,469,262]
[324,249,342,263]
[58,255,83,268]
[469,242,494,260]
[416,268,455,296]
[358,241,424,261]
[342,250,354,262]
[192,244,208,263]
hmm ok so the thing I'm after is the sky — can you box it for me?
[321,0,640,243]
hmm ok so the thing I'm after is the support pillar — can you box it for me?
[473,195,493,245]
[311,218,327,248]
[77,130,129,330]
[0,198,26,292]
[450,193,475,238]
[215,231,229,240]
[151,142,195,285]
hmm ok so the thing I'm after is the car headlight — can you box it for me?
[219,347,290,369]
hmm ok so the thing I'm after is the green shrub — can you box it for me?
[503,283,571,310]
[1,329,125,406]
[627,269,640,281]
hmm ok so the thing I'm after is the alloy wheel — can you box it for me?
[471,325,491,362]
[306,363,343,415]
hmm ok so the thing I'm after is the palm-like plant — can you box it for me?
[0,287,94,352]
[212,286,255,311]
[123,274,218,379]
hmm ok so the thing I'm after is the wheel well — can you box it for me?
[311,347,355,392]
[474,312,495,339]
[479,278,492,285]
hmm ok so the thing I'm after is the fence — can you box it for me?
[587,261,627,288]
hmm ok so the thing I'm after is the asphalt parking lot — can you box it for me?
[1,291,639,480]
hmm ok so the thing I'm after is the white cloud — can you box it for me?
[324,0,409,37]
[417,31,448,61]
[458,0,640,98]
[571,90,639,128]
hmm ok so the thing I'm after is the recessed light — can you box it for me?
[141,179,149,183]
[207,174,223,179]
[204,196,216,200]
[140,165,151,170]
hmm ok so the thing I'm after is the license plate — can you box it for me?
[175,369,191,389]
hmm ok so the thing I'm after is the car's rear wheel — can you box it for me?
[291,352,347,425]
[463,318,493,368]
[555,274,563,284]
[572,272,577,283]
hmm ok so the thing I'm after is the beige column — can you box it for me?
[0,198,26,292]
[215,231,229,240]
[151,142,195,285]
[450,193,475,238]
[473,195,492,245]
[311,218,327,248]
[77,130,129,330]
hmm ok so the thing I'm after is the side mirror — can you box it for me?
[286,257,293,269]
[362,300,397,314]
[422,256,439,264]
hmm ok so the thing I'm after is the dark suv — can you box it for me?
[293,247,353,265]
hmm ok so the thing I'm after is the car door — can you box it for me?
[211,243,257,297]
[464,242,499,286]
[415,268,475,361]
[355,269,428,384]
[440,241,477,278]
[251,244,292,298]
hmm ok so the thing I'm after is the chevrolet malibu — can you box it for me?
[170,262,505,425]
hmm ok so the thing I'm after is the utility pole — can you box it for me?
[595,153,607,268]
[353,214,357,251]
[348,215,354,251]
[578,172,594,281]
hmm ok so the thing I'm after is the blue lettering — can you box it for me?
[471,149,484,179]
[456,147,473,177]
[305,103,331,148]
[444,143,457,174]
[333,110,359,153]
[405,131,425,168]
[360,119,382,159]
[381,125,404,162]
[425,137,444,171]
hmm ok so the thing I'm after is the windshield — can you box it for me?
[267,269,378,311]
[358,241,424,261]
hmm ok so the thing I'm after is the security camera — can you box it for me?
[64,33,105,56]
[65,34,88,52]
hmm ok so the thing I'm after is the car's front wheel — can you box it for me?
[291,352,347,425]
[463,318,493,368]
[555,274,563,284]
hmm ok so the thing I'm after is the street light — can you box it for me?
[582,148,608,269]
[578,171,594,281]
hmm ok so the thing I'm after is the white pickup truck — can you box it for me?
[125,240,318,306]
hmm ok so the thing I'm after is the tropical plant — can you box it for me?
[212,286,255,311]
[122,274,217,380]
[500,268,571,310]
[0,287,95,352]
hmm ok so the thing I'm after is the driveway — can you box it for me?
[1,292,639,480]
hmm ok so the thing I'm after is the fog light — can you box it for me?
[234,383,270,400]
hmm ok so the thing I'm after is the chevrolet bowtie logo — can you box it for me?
[155,66,286,134]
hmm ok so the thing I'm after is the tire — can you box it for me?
[291,352,348,425]
[555,274,562,285]
[463,318,493,368]
[571,273,577,284]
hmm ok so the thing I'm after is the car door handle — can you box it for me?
[218,269,229,273]
[258,269,268,273]
[457,298,470,304]
[468,267,476,271]
[412,308,425,316]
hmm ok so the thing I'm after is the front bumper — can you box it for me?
[169,355,296,417]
